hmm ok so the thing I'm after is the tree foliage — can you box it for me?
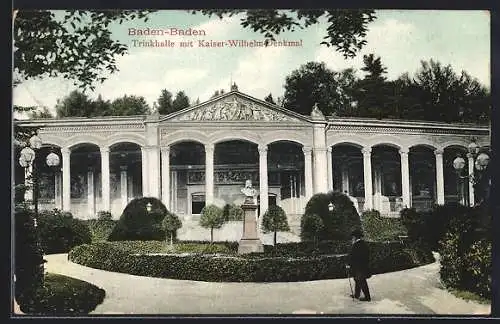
[193,9,376,58]
[262,205,290,246]
[172,91,190,111]
[55,91,150,117]
[162,210,182,243]
[14,10,154,91]
[283,62,357,116]
[199,205,225,243]
[156,89,174,114]
[397,60,490,123]
[264,93,276,104]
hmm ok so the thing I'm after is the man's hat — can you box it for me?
[351,228,364,238]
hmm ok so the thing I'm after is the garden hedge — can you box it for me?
[361,210,407,242]
[69,240,434,282]
[37,209,92,254]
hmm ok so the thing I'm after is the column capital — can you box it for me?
[160,145,170,153]
[61,147,71,155]
[120,165,128,171]
[362,147,372,155]
[258,144,268,154]
[327,147,332,153]
[466,153,474,159]
[100,146,110,153]
[314,147,328,153]
[302,146,312,154]
[87,166,94,172]
[399,149,409,155]
[434,149,444,156]
[204,143,214,153]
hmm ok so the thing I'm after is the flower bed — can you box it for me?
[69,240,434,282]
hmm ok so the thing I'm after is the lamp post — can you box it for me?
[452,139,490,207]
[146,202,152,213]
[328,202,335,212]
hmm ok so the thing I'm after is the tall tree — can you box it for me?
[172,91,190,111]
[92,94,112,115]
[396,60,490,123]
[353,54,393,119]
[264,93,276,104]
[156,89,174,114]
[193,9,376,58]
[283,62,358,116]
[55,90,96,117]
[108,95,150,116]
[13,10,154,92]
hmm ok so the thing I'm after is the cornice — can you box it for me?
[328,124,489,136]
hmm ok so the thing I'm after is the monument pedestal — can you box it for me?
[238,201,264,254]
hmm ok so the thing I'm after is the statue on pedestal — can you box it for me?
[241,179,258,204]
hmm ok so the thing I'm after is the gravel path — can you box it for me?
[37,253,491,316]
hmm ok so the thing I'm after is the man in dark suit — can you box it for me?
[347,228,371,301]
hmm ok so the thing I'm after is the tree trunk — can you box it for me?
[170,232,173,247]
[210,228,213,243]
[274,231,277,246]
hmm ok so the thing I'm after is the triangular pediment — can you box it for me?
[163,92,309,123]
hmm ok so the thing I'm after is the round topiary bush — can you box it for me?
[199,204,225,243]
[37,209,92,254]
[222,204,244,221]
[262,205,290,246]
[301,191,361,241]
[108,197,168,241]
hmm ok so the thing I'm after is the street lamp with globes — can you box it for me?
[452,139,490,206]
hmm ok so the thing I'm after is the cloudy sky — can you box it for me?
[13,10,490,116]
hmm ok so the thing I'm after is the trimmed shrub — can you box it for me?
[362,210,407,242]
[19,273,105,315]
[301,191,361,241]
[222,204,244,221]
[199,204,225,243]
[109,197,167,241]
[463,238,492,298]
[86,218,117,242]
[96,211,113,221]
[162,210,182,244]
[37,209,92,254]
[262,205,290,246]
[15,204,44,308]
[69,240,433,282]
[400,208,425,243]
[300,213,324,245]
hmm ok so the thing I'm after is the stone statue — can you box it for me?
[241,179,258,204]
[311,103,325,119]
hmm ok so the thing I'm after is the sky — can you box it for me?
[12,10,491,117]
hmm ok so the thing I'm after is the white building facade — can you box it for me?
[15,89,490,223]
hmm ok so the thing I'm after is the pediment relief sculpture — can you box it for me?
[173,96,298,122]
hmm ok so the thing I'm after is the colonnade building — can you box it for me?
[14,87,490,222]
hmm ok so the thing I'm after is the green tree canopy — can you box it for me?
[13,10,153,92]
[264,93,276,104]
[199,205,225,243]
[108,95,150,116]
[283,62,358,116]
[55,90,96,117]
[156,89,174,114]
[172,91,190,111]
[262,205,290,246]
[397,60,490,123]
[193,9,376,58]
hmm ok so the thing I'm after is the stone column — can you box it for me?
[161,146,170,210]
[205,143,215,205]
[258,144,268,217]
[24,164,33,202]
[100,146,110,212]
[434,149,445,205]
[61,147,71,211]
[400,148,410,208]
[120,166,128,211]
[467,153,475,206]
[147,146,161,198]
[54,171,62,210]
[362,147,373,211]
[303,146,313,201]
[313,148,329,193]
[87,168,95,218]
[141,146,148,196]
[327,147,333,191]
